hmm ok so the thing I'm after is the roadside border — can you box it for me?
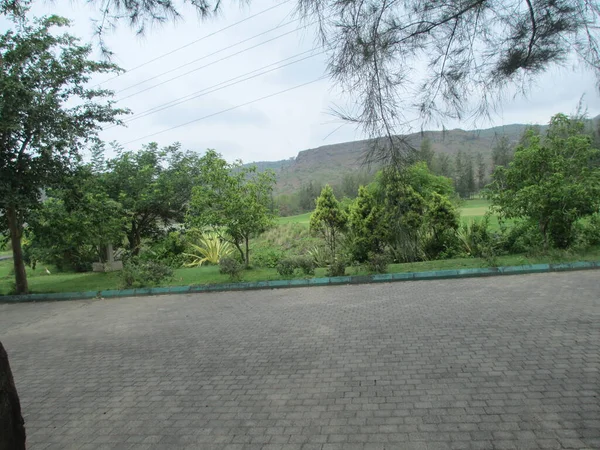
[1,260,598,303]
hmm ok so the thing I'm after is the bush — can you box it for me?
[500,221,545,254]
[121,258,174,288]
[308,245,330,267]
[294,256,315,275]
[457,217,501,258]
[252,246,286,268]
[366,252,389,274]
[574,213,600,248]
[219,257,242,280]
[326,259,346,277]
[183,231,233,267]
[141,231,187,267]
[276,258,296,276]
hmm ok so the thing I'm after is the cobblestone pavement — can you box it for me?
[1,271,599,450]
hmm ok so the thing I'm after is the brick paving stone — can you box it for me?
[1,271,599,449]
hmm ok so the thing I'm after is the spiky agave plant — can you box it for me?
[183,232,234,267]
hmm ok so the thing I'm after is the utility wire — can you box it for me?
[122,76,328,145]
[93,0,294,87]
[107,48,324,128]
[114,17,323,102]
[115,15,305,95]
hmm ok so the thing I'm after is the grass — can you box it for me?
[278,199,499,228]
[2,247,600,296]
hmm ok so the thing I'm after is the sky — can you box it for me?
[7,0,600,163]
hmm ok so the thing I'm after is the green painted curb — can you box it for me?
[1,260,599,304]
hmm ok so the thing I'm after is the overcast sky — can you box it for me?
[10,0,600,163]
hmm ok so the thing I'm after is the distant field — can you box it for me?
[278,199,497,227]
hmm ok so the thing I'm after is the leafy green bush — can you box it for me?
[308,245,330,267]
[183,232,233,267]
[294,256,315,275]
[219,257,242,280]
[457,217,500,258]
[276,258,296,276]
[252,246,286,268]
[575,213,600,248]
[366,252,389,274]
[500,221,544,254]
[121,258,174,288]
[326,259,346,277]
[141,231,187,267]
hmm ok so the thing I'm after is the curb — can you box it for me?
[1,260,599,304]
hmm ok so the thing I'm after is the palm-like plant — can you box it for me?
[183,232,234,267]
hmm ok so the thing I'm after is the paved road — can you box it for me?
[1,272,599,450]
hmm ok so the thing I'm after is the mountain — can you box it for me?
[252,119,599,195]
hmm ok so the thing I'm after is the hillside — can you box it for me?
[253,118,599,195]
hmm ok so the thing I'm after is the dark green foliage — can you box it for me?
[366,252,389,274]
[294,256,315,276]
[121,258,174,288]
[347,186,385,262]
[24,169,125,272]
[0,16,128,294]
[139,231,186,268]
[100,142,203,256]
[491,136,513,170]
[276,256,315,276]
[252,246,286,269]
[424,193,461,259]
[218,257,243,280]
[326,259,346,277]
[310,185,347,259]
[276,258,296,276]
[489,113,600,249]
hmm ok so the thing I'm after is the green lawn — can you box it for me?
[279,199,497,228]
[2,247,600,296]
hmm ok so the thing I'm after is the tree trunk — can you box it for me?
[0,341,26,450]
[244,237,250,268]
[6,206,28,295]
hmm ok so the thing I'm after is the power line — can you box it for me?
[115,15,304,95]
[115,20,320,102]
[108,48,325,127]
[121,77,328,145]
[92,0,294,87]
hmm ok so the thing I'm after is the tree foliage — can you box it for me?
[0,16,127,294]
[489,113,600,248]
[187,150,276,267]
[25,168,125,271]
[347,185,385,262]
[99,142,201,256]
[310,185,347,258]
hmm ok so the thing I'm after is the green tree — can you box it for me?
[489,113,600,248]
[310,185,347,259]
[347,186,385,262]
[491,136,513,170]
[298,181,321,212]
[187,150,276,267]
[0,16,127,294]
[100,143,201,256]
[404,162,455,200]
[476,152,487,190]
[25,168,125,271]
[376,168,427,262]
[423,193,460,258]
[417,137,435,168]
[431,153,453,178]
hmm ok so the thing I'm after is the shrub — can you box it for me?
[575,213,600,248]
[366,252,389,274]
[276,258,296,276]
[142,231,187,268]
[308,245,330,267]
[183,232,233,267]
[457,217,501,258]
[326,259,346,277]
[219,257,242,280]
[252,246,286,268]
[294,256,315,275]
[121,258,174,289]
[500,221,544,254]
